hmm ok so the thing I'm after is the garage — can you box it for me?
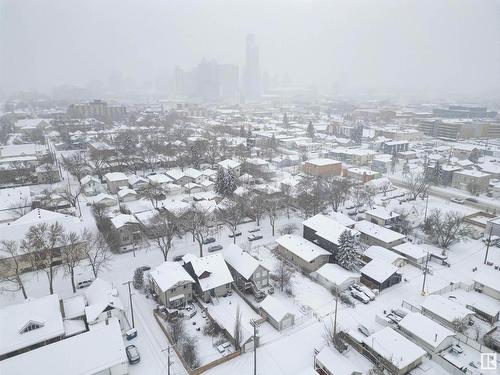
[259,295,295,331]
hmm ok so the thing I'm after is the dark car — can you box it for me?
[208,244,223,252]
[228,231,242,238]
[138,265,151,272]
[173,255,184,262]
[465,197,479,203]
[202,237,216,245]
[126,345,141,364]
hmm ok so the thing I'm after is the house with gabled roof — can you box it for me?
[0,294,65,360]
[222,244,270,290]
[183,253,234,303]
[84,278,126,331]
[149,261,195,308]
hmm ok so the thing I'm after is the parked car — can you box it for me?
[228,231,242,238]
[248,234,263,241]
[450,197,465,204]
[350,289,370,304]
[358,325,370,337]
[202,237,216,245]
[248,228,261,233]
[125,328,137,340]
[465,197,479,203]
[208,244,223,252]
[76,279,94,289]
[352,284,376,301]
[126,345,141,364]
[450,345,463,355]
[138,265,151,272]
[173,255,184,262]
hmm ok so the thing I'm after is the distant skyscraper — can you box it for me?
[244,34,261,99]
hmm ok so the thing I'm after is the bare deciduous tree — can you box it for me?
[217,200,244,244]
[273,259,294,292]
[61,232,84,293]
[279,223,298,235]
[324,177,352,212]
[82,230,112,278]
[404,170,429,200]
[138,182,164,210]
[423,209,471,253]
[181,206,217,257]
[148,212,179,261]
[21,222,65,295]
[266,199,280,237]
[61,152,88,184]
[0,240,28,299]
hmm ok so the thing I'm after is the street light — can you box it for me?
[484,226,493,265]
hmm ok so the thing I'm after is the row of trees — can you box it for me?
[0,223,111,298]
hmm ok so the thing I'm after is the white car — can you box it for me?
[350,289,370,304]
[450,197,465,204]
[353,284,376,301]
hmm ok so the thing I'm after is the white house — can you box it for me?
[398,312,456,353]
[312,263,360,291]
[275,234,331,273]
[362,245,406,266]
[0,318,128,375]
[420,295,475,329]
[84,278,127,331]
[218,159,242,177]
[0,294,65,360]
[354,220,406,249]
[363,327,426,375]
[93,193,117,207]
[104,172,129,194]
[473,270,500,301]
[222,244,270,289]
[81,175,102,196]
[117,188,137,202]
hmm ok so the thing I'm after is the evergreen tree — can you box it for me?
[215,167,237,197]
[307,121,315,138]
[433,161,443,185]
[283,113,289,128]
[239,125,246,137]
[335,230,358,271]
[133,268,144,289]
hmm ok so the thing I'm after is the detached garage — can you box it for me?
[259,296,295,331]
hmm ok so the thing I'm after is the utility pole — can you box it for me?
[162,347,172,375]
[123,281,135,328]
[333,287,339,335]
[484,226,493,265]
[421,252,430,296]
[424,193,430,221]
[251,319,259,375]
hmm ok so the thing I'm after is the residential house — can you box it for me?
[223,244,270,290]
[259,295,295,331]
[0,294,65,360]
[0,319,128,375]
[275,234,331,273]
[303,158,342,177]
[183,253,234,303]
[345,167,380,183]
[84,278,126,330]
[420,295,475,329]
[35,164,61,184]
[451,170,490,192]
[117,188,137,202]
[398,312,456,353]
[314,345,370,375]
[392,243,428,264]
[362,328,426,375]
[165,169,191,186]
[183,168,208,184]
[303,214,360,259]
[218,159,242,177]
[0,186,31,224]
[110,214,143,251]
[361,246,406,266]
[364,207,400,228]
[354,220,406,249]
[383,140,409,155]
[149,262,195,308]
[147,173,173,187]
[104,172,129,194]
[473,270,500,301]
[81,175,103,196]
[128,175,149,190]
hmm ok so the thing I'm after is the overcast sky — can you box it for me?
[1,0,499,98]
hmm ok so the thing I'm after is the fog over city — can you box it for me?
[2,0,500,100]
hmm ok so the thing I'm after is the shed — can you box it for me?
[360,259,401,291]
[259,295,295,331]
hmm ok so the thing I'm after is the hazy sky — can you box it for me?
[1,0,499,97]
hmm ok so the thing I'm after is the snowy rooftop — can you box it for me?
[276,234,330,262]
[473,269,500,293]
[420,295,474,323]
[398,313,455,351]
[303,214,359,246]
[363,246,403,264]
[0,186,31,211]
[363,327,426,370]
[365,206,400,221]
[223,244,267,280]
[149,261,195,292]
[110,213,139,229]
[305,158,341,166]
[328,211,356,228]
[360,259,399,283]
[0,319,126,375]
[165,169,185,181]
[186,253,234,292]
[104,172,128,182]
[315,263,359,285]
[315,346,366,375]
[148,173,173,184]
[218,159,241,169]
[117,188,137,198]
[81,175,100,185]
[259,295,293,322]
[183,167,203,179]
[0,294,64,356]
[0,209,85,248]
[62,295,86,320]
[392,243,428,261]
[454,170,490,178]
[355,220,406,244]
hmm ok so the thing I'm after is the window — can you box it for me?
[20,321,44,334]
[171,287,176,292]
